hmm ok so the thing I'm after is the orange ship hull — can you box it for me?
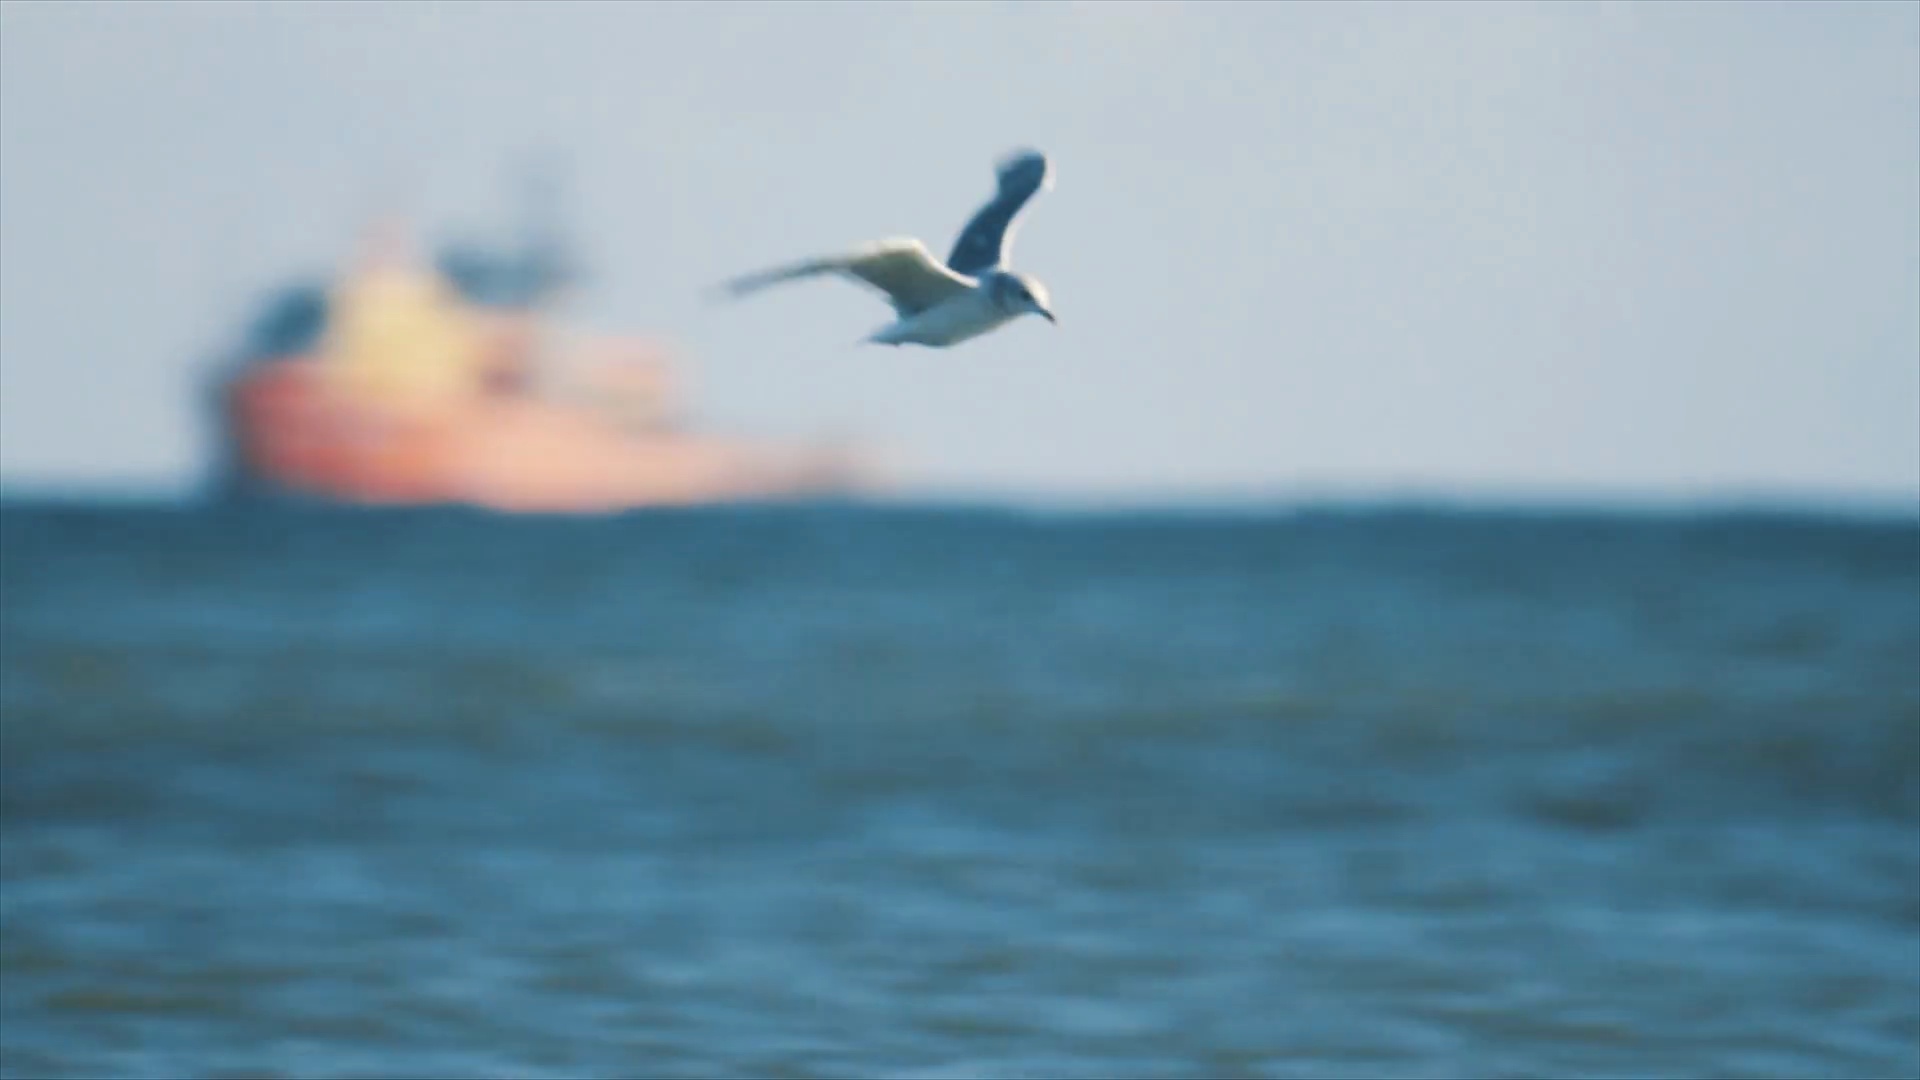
[222,356,869,513]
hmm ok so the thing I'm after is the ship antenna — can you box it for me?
[521,151,577,310]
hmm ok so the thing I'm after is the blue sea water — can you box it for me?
[1,499,1916,1079]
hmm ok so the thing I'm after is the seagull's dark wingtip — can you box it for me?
[704,280,747,306]
[996,149,1053,194]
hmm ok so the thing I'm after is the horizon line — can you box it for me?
[1,478,1914,522]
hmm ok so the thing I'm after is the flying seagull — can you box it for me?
[719,149,1057,348]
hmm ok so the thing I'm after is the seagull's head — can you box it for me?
[987,271,1056,326]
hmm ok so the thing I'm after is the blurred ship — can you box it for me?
[207,169,872,513]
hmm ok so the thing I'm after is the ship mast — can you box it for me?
[520,154,578,313]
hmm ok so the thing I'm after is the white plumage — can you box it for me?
[720,150,1058,349]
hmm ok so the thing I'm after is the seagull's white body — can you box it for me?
[861,263,1020,348]
[719,150,1058,349]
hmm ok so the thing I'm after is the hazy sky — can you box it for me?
[2,0,1916,505]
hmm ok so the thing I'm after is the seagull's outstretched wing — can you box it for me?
[720,238,976,317]
[945,149,1053,278]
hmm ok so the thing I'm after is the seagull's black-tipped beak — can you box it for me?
[1040,309,1057,325]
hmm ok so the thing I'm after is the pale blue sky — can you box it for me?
[1,0,1915,505]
